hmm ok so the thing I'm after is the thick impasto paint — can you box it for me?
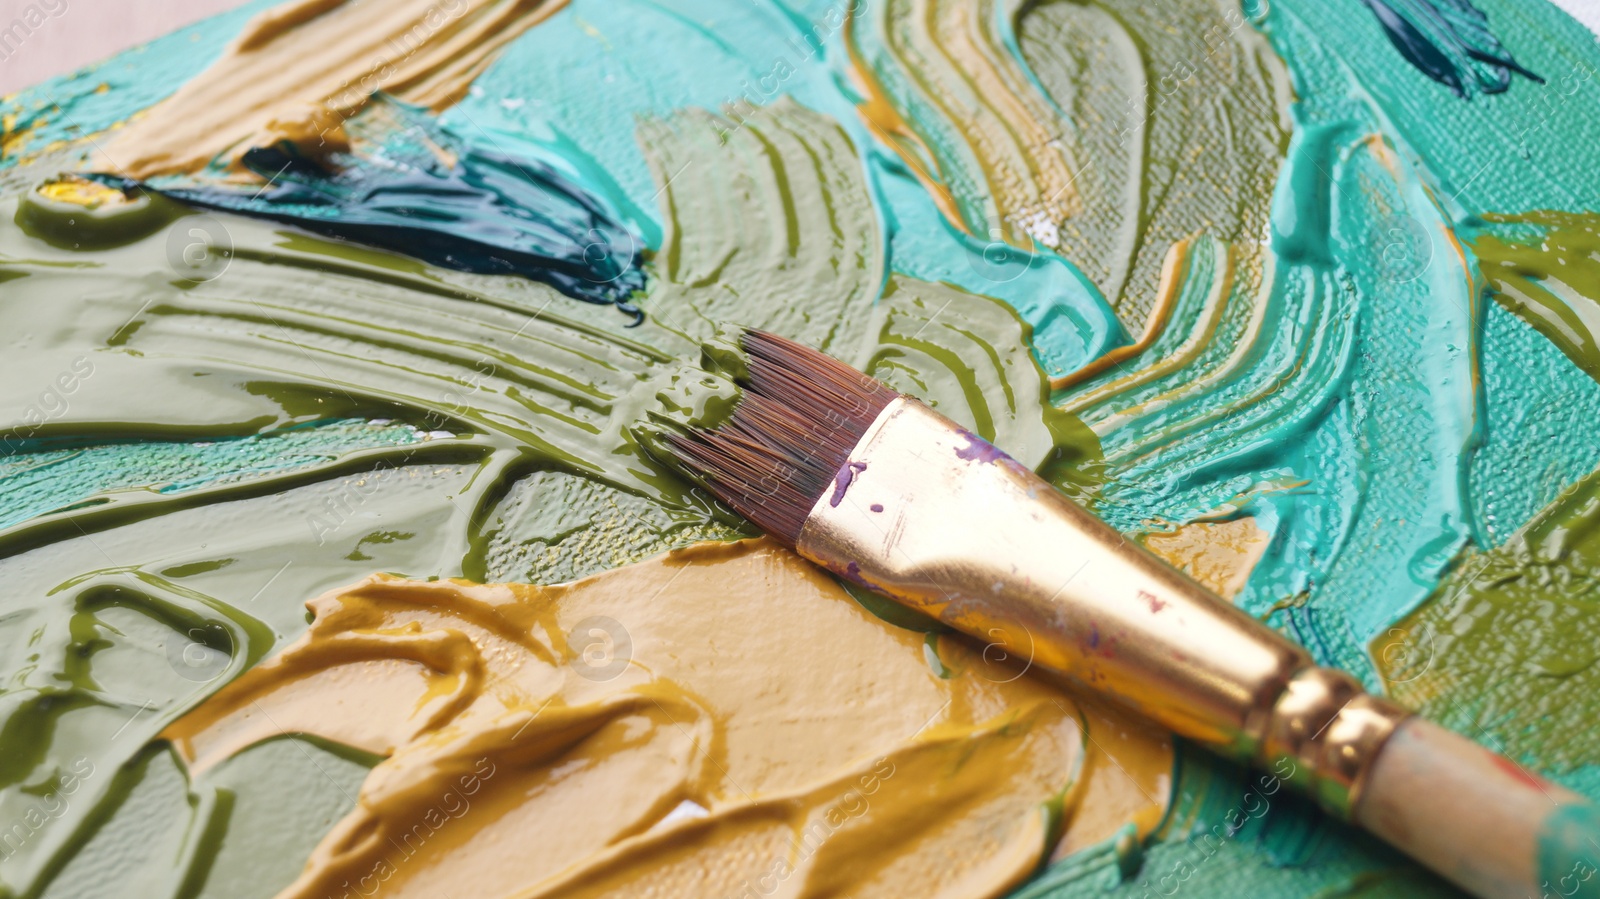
[2,0,1598,896]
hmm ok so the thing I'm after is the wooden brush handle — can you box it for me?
[795,397,1600,898]
[1355,716,1600,898]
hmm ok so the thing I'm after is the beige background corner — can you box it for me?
[0,0,248,95]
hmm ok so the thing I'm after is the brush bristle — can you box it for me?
[664,329,897,545]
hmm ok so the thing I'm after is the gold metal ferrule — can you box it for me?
[794,397,1408,818]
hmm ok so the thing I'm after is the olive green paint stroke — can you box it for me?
[478,469,747,587]
[484,259,1099,591]
[1381,463,1600,779]
[633,274,1103,506]
[862,275,1101,504]
[0,98,1102,898]
[1471,210,1600,382]
[0,196,695,552]
[1056,71,1483,677]
[0,460,489,899]
[639,98,885,355]
[186,736,375,899]
[641,358,747,436]
[14,185,186,252]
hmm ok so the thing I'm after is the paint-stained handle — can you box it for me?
[797,396,1600,897]
[1355,716,1600,898]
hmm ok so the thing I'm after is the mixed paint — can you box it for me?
[1,0,1598,896]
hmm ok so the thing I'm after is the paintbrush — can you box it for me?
[635,327,1600,899]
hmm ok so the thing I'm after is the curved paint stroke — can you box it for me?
[1470,210,1600,382]
[0,96,1114,898]
[639,99,884,354]
[1381,464,1600,782]
[846,0,1291,332]
[4,0,1600,896]
[1059,116,1481,678]
[1082,0,1600,891]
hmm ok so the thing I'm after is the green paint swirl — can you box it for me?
[0,98,1096,898]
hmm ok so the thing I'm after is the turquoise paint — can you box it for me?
[1074,0,1600,693]
[3,0,1127,375]
[1467,299,1600,549]
[1536,803,1600,899]
[867,150,1129,374]
[0,420,419,531]
[1235,0,1600,673]
[1064,4,1600,893]
[993,0,1065,121]
[1266,0,1600,213]
[1082,102,1480,678]
[450,0,1123,375]
[3,0,1600,897]
[1269,124,1341,266]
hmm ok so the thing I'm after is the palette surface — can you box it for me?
[2,0,1600,896]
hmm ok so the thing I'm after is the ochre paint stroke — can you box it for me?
[866,0,1081,248]
[1059,237,1243,421]
[845,0,1289,335]
[1052,238,1191,392]
[842,15,968,231]
[163,539,1171,899]
[98,0,564,178]
[1086,246,1258,439]
[1143,517,1272,602]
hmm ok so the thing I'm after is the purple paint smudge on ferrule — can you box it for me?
[830,461,867,507]
[953,428,1005,464]
[840,559,886,593]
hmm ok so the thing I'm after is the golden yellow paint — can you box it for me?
[863,0,1081,250]
[842,16,967,230]
[34,173,133,209]
[1050,700,1172,861]
[1060,238,1250,422]
[1052,239,1191,392]
[1142,517,1273,600]
[1,110,44,163]
[1086,246,1277,449]
[98,0,563,178]
[163,538,1171,899]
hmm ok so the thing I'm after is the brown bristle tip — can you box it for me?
[667,329,897,545]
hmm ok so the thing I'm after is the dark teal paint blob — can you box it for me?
[1361,0,1543,98]
[96,98,648,319]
